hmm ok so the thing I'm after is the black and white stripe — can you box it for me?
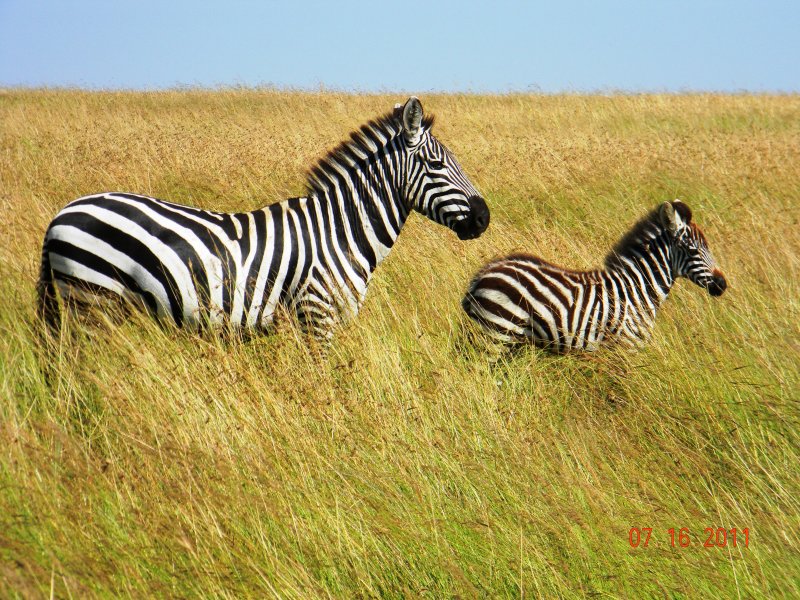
[462,200,726,351]
[38,97,489,341]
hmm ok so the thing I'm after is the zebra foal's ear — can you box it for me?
[671,199,692,223]
[401,96,424,145]
[659,201,679,235]
[660,199,691,234]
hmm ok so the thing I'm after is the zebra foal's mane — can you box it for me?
[604,201,694,269]
[603,207,664,270]
[305,108,436,198]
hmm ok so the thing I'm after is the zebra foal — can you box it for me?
[462,200,727,351]
[38,97,489,342]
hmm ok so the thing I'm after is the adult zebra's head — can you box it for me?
[661,200,727,297]
[397,97,490,240]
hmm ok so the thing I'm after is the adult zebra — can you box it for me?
[38,97,489,342]
[462,200,726,351]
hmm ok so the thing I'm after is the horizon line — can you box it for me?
[2,84,799,96]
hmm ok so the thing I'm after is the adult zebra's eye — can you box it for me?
[429,160,446,170]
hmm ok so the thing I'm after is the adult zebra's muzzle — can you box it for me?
[454,196,490,240]
[708,270,727,297]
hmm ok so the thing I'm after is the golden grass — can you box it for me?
[1,89,799,598]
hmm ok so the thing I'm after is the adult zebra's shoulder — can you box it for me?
[462,200,727,351]
[38,97,490,342]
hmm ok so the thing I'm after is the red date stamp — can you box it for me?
[628,527,750,548]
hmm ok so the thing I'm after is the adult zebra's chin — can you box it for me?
[453,196,490,240]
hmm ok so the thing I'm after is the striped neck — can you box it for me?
[305,114,412,275]
[605,228,676,331]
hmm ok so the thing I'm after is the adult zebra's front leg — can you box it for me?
[294,266,365,346]
[294,281,341,346]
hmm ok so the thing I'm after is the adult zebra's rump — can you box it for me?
[463,200,726,351]
[38,97,490,342]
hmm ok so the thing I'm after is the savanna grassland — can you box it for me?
[1,90,798,598]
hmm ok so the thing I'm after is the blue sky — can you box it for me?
[1,0,798,92]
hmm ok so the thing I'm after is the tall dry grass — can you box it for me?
[1,89,799,597]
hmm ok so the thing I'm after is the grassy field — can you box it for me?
[1,89,798,598]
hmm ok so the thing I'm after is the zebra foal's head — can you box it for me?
[396,97,489,240]
[661,200,727,297]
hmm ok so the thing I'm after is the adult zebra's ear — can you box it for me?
[401,96,424,145]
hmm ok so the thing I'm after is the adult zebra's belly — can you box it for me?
[46,236,367,332]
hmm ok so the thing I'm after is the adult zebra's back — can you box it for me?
[463,200,727,351]
[38,97,489,342]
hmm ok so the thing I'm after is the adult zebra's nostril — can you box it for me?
[474,209,489,230]
[469,196,490,232]
[455,196,490,239]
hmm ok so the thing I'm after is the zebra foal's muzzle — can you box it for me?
[708,269,727,297]
[454,196,490,240]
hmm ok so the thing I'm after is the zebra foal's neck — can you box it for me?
[604,227,675,324]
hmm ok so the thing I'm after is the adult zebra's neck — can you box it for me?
[305,115,411,279]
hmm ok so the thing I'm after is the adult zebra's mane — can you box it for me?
[604,206,665,270]
[304,108,436,199]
